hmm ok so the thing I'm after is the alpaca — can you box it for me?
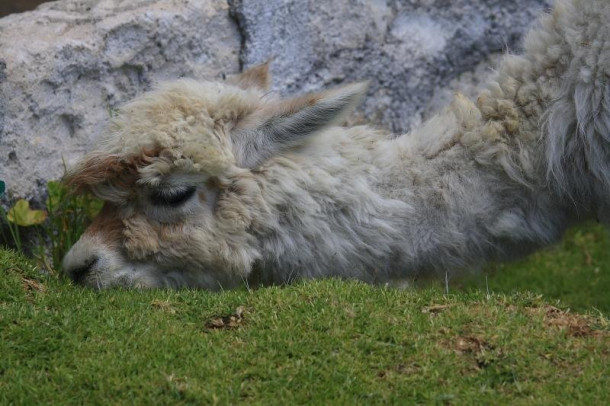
[62,0,610,289]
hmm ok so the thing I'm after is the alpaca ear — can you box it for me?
[233,81,368,168]
[229,61,271,91]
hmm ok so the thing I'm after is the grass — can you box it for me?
[1,231,609,404]
[458,223,610,314]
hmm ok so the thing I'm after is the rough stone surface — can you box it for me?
[229,0,550,132]
[0,0,551,202]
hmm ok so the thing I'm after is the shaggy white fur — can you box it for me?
[63,0,610,289]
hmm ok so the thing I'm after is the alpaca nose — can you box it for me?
[62,236,104,285]
[67,256,99,284]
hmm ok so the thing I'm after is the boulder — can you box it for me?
[230,0,550,131]
[0,0,550,202]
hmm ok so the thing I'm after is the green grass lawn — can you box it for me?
[458,223,610,314]
[1,225,609,404]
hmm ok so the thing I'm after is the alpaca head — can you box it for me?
[62,63,367,289]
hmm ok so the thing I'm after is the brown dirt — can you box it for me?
[205,306,246,330]
[526,305,608,338]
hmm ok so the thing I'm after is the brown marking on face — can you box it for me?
[206,177,221,189]
[198,190,207,203]
[156,221,187,240]
[64,148,161,194]
[122,214,162,260]
[84,203,124,247]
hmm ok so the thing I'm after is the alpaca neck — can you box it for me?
[391,36,577,275]
[460,53,569,191]
[468,1,608,217]
[393,104,571,276]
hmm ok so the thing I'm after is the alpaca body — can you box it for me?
[62,0,610,289]
[253,103,565,285]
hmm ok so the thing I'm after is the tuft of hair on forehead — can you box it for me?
[64,148,159,196]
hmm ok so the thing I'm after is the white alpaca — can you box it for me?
[63,0,610,289]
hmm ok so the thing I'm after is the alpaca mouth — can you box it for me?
[73,266,165,290]
[68,260,236,290]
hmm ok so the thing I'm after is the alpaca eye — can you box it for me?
[150,186,196,207]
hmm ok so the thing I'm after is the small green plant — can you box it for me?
[0,179,102,273]
[5,198,47,253]
[0,180,26,252]
[42,180,103,272]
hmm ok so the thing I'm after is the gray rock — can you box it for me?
[229,0,550,132]
[0,0,550,202]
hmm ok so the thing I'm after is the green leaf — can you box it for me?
[85,197,104,219]
[46,180,67,212]
[0,180,5,197]
[7,199,48,227]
